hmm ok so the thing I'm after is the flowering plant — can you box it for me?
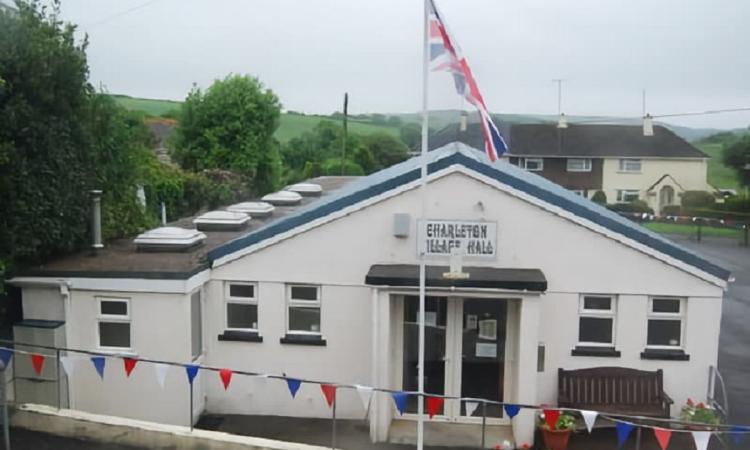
[679,398,722,426]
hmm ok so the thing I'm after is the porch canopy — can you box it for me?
[365,264,547,292]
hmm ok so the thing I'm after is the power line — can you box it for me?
[83,0,163,29]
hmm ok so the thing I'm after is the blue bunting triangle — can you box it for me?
[286,378,302,398]
[616,422,635,448]
[391,392,408,415]
[730,425,747,445]
[0,348,13,368]
[185,364,200,385]
[90,356,106,379]
[503,404,520,418]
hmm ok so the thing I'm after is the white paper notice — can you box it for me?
[475,343,497,358]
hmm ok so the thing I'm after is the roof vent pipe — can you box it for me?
[90,190,103,254]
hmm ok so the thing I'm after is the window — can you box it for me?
[287,285,321,334]
[519,157,543,171]
[97,297,131,350]
[571,189,585,197]
[616,189,640,203]
[191,290,202,359]
[567,158,592,172]
[619,159,642,173]
[225,282,258,331]
[647,298,685,348]
[578,295,616,346]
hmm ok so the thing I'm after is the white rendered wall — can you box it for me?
[22,287,64,321]
[601,158,711,205]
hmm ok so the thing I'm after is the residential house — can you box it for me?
[431,123,714,215]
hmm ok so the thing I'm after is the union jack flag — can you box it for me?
[428,0,508,161]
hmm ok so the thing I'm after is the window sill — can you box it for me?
[218,330,263,343]
[280,334,326,346]
[571,346,621,357]
[641,349,690,361]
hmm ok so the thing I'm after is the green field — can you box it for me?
[642,221,743,238]
[111,95,182,117]
[695,142,741,190]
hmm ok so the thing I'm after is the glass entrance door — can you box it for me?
[402,296,447,415]
[401,296,508,421]
[459,299,507,418]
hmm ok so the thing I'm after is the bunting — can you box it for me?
[653,427,672,450]
[580,410,598,433]
[616,422,635,449]
[286,378,302,398]
[464,401,479,417]
[730,425,747,445]
[59,355,77,377]
[91,356,106,379]
[426,396,444,419]
[543,409,560,430]
[0,348,12,367]
[355,385,373,410]
[123,358,138,377]
[219,369,233,390]
[185,364,200,385]
[153,363,170,388]
[692,431,711,450]
[30,353,45,376]
[391,392,408,415]
[320,384,336,408]
[503,404,520,419]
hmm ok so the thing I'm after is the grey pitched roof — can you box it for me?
[210,143,729,282]
[430,123,708,159]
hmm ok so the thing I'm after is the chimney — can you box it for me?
[459,111,468,132]
[90,190,103,253]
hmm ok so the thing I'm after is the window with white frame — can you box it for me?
[616,189,640,203]
[618,158,642,172]
[566,158,592,172]
[647,298,685,348]
[519,157,544,171]
[287,285,321,334]
[97,297,131,350]
[571,189,585,197]
[578,295,616,346]
[225,282,258,331]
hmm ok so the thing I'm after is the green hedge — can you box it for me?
[607,200,654,214]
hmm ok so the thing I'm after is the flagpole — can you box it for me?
[418,0,430,449]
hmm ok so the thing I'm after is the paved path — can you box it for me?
[10,428,143,449]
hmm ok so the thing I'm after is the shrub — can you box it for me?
[723,196,750,213]
[591,190,607,204]
[661,205,682,216]
[608,200,653,214]
[682,191,716,208]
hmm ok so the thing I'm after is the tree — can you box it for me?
[170,74,282,193]
[723,134,750,187]
[399,122,422,151]
[362,132,410,170]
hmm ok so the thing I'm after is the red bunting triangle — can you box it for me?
[653,427,672,450]
[543,409,561,430]
[123,358,138,377]
[31,353,45,376]
[426,396,444,419]
[321,384,336,407]
[219,369,233,390]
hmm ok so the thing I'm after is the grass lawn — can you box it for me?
[643,221,743,238]
[275,114,399,143]
[695,141,741,190]
[111,95,182,117]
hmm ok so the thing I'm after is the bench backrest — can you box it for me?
[558,367,664,407]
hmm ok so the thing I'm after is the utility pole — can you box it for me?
[341,93,348,176]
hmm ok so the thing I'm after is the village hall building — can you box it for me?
[9,142,730,447]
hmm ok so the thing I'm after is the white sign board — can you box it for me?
[419,220,497,258]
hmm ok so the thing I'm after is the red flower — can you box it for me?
[697,402,706,409]
[521,444,531,449]
[687,398,694,406]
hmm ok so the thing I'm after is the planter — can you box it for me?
[541,428,572,450]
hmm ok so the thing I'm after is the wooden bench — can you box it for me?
[558,367,673,417]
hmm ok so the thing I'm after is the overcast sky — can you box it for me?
[55,0,750,129]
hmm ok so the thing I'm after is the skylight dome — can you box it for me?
[261,191,302,206]
[134,227,206,252]
[286,182,323,197]
[226,201,275,217]
[193,210,250,231]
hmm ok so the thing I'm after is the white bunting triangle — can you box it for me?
[692,431,711,450]
[355,385,373,410]
[465,401,480,417]
[581,410,598,433]
[153,363,170,388]
[59,356,78,377]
